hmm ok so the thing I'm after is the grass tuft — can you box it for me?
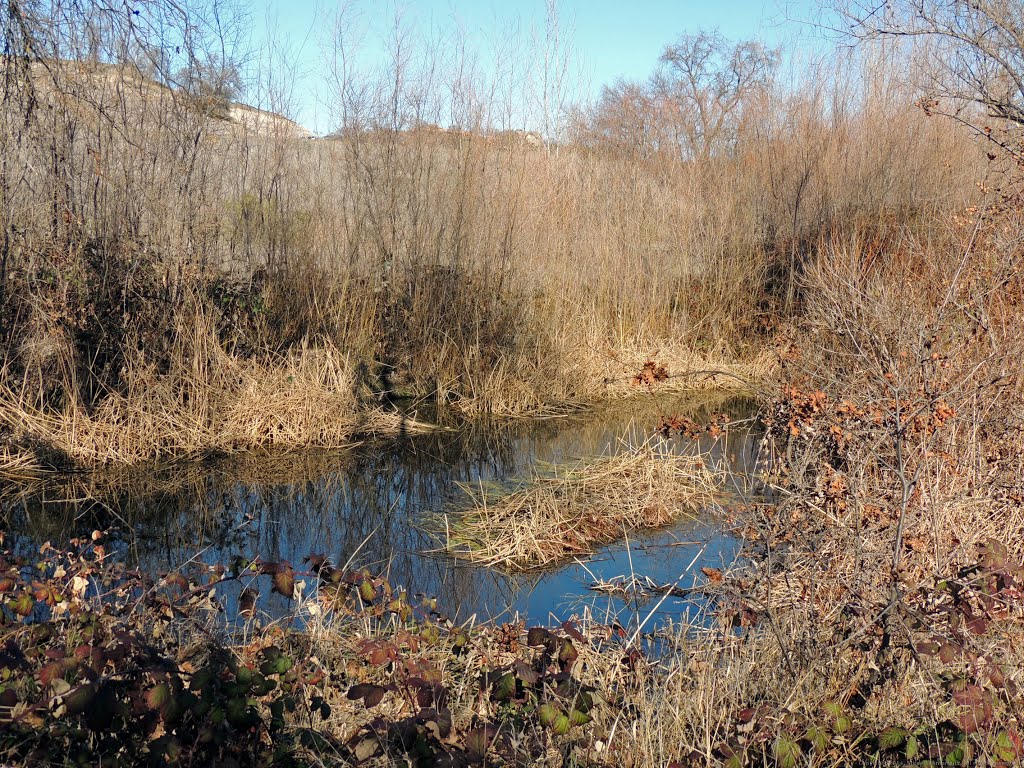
[444,442,723,570]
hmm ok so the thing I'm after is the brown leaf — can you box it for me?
[39,661,66,687]
[239,588,257,616]
[526,627,550,646]
[364,685,386,708]
[164,572,187,591]
[701,567,724,584]
[561,620,587,644]
[347,683,387,708]
[915,641,940,656]
[272,568,295,599]
[953,685,993,734]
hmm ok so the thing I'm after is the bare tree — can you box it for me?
[833,1,1024,156]
[174,0,250,111]
[586,78,662,156]
[0,0,252,268]
[177,57,243,106]
[653,30,779,160]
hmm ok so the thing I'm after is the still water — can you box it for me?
[1,393,761,629]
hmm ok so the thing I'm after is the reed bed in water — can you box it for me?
[0,438,42,480]
[444,444,722,570]
[0,340,428,472]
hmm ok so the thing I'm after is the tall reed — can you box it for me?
[0,2,988,470]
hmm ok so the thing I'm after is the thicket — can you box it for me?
[3,2,1024,760]
[0,0,989,472]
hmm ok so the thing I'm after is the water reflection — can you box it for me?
[0,393,762,627]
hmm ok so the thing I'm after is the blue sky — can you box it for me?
[248,1,824,134]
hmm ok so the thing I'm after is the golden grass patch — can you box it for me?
[444,443,722,570]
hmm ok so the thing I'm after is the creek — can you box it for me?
[1,393,762,629]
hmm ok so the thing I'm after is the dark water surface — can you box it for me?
[1,393,761,628]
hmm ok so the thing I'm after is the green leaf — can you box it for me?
[773,735,801,768]
[145,682,171,711]
[568,708,591,727]
[905,734,919,760]
[269,699,285,727]
[192,666,215,692]
[226,696,255,728]
[551,713,571,736]
[162,693,187,725]
[558,640,578,666]
[994,731,1019,763]
[573,689,594,713]
[236,665,254,686]
[492,672,516,702]
[359,579,376,602]
[420,625,440,644]
[537,703,559,727]
[156,737,182,761]
[806,725,828,753]
[11,592,33,617]
[879,727,908,749]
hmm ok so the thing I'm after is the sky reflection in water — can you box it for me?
[2,393,762,629]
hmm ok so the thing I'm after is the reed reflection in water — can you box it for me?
[1,394,762,627]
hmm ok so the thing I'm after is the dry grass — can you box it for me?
[0,10,988,473]
[315,205,1024,765]
[6,207,1022,764]
[450,345,775,418]
[0,335,429,470]
[3,5,1024,766]
[444,443,723,570]
[0,438,43,481]
[642,213,1024,765]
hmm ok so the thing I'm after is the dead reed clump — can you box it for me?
[445,444,722,570]
[0,435,43,480]
[0,335,426,468]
